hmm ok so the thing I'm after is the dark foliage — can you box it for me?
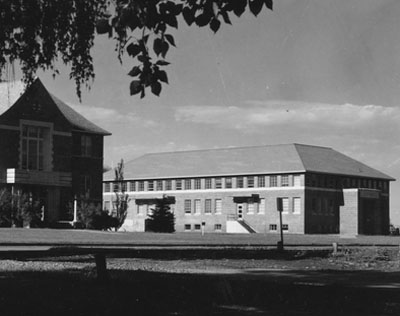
[112,159,129,231]
[0,0,273,99]
[146,195,175,233]
[78,199,118,230]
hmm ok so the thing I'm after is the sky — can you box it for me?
[1,0,400,222]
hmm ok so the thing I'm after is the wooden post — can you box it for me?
[94,254,109,282]
[277,198,284,251]
[332,242,338,255]
[73,195,78,223]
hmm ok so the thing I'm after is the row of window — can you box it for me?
[104,174,302,193]
[184,223,222,231]
[311,197,335,216]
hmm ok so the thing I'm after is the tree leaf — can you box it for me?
[165,34,176,47]
[210,18,221,33]
[128,66,141,77]
[126,43,141,58]
[195,13,212,27]
[221,11,232,25]
[182,7,195,26]
[153,38,163,56]
[96,19,111,34]
[232,0,247,17]
[156,60,171,66]
[249,0,264,16]
[264,0,273,10]
[161,41,170,58]
[157,70,168,84]
[151,81,162,96]
[130,80,142,95]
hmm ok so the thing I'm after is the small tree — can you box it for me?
[0,189,12,227]
[146,195,175,233]
[112,159,130,231]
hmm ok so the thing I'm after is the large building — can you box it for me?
[103,144,394,235]
[0,78,110,225]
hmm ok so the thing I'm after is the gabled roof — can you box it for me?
[104,143,394,181]
[0,78,110,135]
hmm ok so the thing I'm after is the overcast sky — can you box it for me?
[1,0,400,222]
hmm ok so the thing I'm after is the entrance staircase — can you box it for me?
[226,215,257,234]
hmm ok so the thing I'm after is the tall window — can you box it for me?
[194,199,201,214]
[147,181,154,191]
[215,199,222,214]
[205,199,212,214]
[270,176,277,187]
[293,197,301,214]
[22,125,44,170]
[184,179,191,190]
[138,181,145,191]
[215,178,222,189]
[205,178,212,189]
[247,203,254,214]
[156,180,163,191]
[176,179,182,190]
[80,135,92,157]
[258,176,265,187]
[225,177,232,189]
[282,197,289,213]
[247,176,254,188]
[281,175,289,187]
[184,200,192,214]
[258,198,265,214]
[104,182,111,193]
[166,180,172,190]
[237,177,244,188]
[80,175,91,195]
[129,181,136,191]
[194,178,201,190]
[293,175,301,187]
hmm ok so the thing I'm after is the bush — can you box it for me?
[78,200,118,230]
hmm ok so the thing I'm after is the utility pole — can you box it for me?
[276,197,284,251]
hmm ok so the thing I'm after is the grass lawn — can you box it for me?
[1,228,400,246]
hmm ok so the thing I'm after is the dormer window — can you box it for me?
[21,125,44,170]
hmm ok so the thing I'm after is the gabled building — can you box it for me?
[0,78,110,224]
[103,144,394,235]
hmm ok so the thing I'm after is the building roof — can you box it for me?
[104,144,394,181]
[0,78,111,135]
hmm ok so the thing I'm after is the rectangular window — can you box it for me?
[104,182,111,192]
[166,180,172,190]
[311,198,317,214]
[184,200,192,214]
[329,199,334,215]
[138,181,145,191]
[205,178,212,189]
[113,182,119,192]
[121,182,127,192]
[184,224,191,231]
[247,203,254,214]
[237,177,244,188]
[247,176,254,188]
[269,224,277,231]
[270,176,277,187]
[147,181,154,191]
[194,199,201,215]
[79,175,91,195]
[282,224,289,231]
[80,134,92,157]
[281,175,289,187]
[225,177,232,189]
[258,198,265,214]
[282,197,289,213]
[156,180,163,191]
[137,204,147,215]
[214,224,222,231]
[293,197,301,214]
[293,175,301,187]
[215,199,222,214]
[194,224,201,230]
[215,178,222,189]
[184,179,191,190]
[176,179,182,190]
[258,176,265,187]
[205,199,212,214]
[21,125,45,170]
[103,201,110,211]
[194,178,201,190]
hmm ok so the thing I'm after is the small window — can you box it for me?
[247,176,254,188]
[205,178,212,189]
[104,182,111,193]
[176,179,182,190]
[156,180,163,191]
[184,224,191,231]
[258,176,265,187]
[237,177,244,188]
[194,224,201,230]
[138,181,145,191]
[225,177,232,189]
[258,198,265,214]
[148,181,154,191]
[185,179,192,190]
[214,224,222,231]
[247,203,254,214]
[293,175,301,187]
[282,224,289,231]
[194,199,201,215]
[282,197,289,213]
[269,224,277,231]
[166,180,172,190]
[215,178,222,189]
[129,181,136,191]
[194,178,201,190]
[270,176,277,187]
[281,175,289,187]
[205,199,212,214]
[293,197,301,214]
[184,200,192,214]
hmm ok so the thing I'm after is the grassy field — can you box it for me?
[1,228,400,246]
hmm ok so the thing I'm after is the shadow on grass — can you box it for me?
[1,268,400,316]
